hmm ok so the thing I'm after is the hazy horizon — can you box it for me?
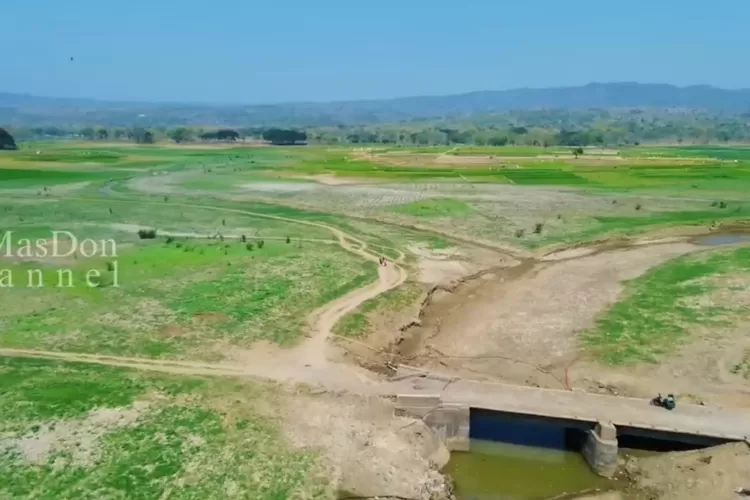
[4,81,750,108]
[3,0,750,104]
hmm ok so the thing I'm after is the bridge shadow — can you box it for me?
[470,408,729,453]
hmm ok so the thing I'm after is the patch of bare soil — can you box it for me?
[278,391,452,499]
[407,243,475,286]
[398,243,699,388]
[624,442,750,499]
[0,402,149,466]
[194,312,229,324]
[159,323,187,338]
[295,174,366,186]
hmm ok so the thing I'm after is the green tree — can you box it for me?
[132,128,154,144]
[0,128,17,150]
[168,127,192,143]
[97,128,109,140]
[79,127,96,140]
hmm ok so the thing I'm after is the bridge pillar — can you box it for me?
[395,395,470,452]
[582,420,618,478]
[424,403,470,452]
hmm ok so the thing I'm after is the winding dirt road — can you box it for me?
[4,195,750,439]
[1,196,407,394]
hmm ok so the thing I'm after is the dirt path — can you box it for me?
[5,193,749,408]
[3,195,408,394]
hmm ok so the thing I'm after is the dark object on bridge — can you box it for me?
[0,127,17,150]
[650,393,676,410]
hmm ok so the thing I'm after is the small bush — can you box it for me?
[105,261,116,272]
[515,229,525,238]
[534,223,544,234]
[719,201,727,209]
[137,229,157,239]
[635,204,642,211]
[241,234,247,243]
[246,243,254,251]
[258,240,265,249]
[166,236,175,244]
[286,236,291,244]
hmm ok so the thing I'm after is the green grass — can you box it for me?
[0,194,380,358]
[581,246,750,365]
[0,168,131,188]
[521,207,750,249]
[0,357,328,499]
[0,237,377,357]
[390,198,472,217]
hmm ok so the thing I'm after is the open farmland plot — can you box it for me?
[0,196,376,359]
[5,141,750,497]
[0,356,449,500]
[0,357,329,500]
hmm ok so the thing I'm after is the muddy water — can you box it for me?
[692,233,750,246]
[446,440,611,499]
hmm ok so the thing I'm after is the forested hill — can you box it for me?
[2,82,750,127]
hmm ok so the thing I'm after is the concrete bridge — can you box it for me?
[384,367,750,477]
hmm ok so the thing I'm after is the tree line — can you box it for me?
[6,108,750,147]
[8,126,308,146]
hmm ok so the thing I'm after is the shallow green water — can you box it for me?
[445,440,611,500]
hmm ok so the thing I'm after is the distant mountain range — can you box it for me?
[2,82,750,127]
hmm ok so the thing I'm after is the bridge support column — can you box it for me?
[395,395,470,452]
[582,421,618,478]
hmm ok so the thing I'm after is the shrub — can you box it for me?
[137,229,157,239]
[534,223,544,234]
[246,243,254,251]
[635,204,642,211]
[258,240,265,249]
[515,229,525,238]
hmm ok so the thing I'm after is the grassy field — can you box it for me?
[4,140,750,252]
[0,195,376,359]
[3,140,750,495]
[0,356,328,499]
[581,246,750,365]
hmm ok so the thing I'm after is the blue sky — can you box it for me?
[2,0,747,103]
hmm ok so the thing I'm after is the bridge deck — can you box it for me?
[382,370,750,441]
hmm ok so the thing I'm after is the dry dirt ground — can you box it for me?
[348,237,750,410]
[391,242,696,385]
[278,391,451,499]
[351,149,711,168]
[623,442,750,499]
